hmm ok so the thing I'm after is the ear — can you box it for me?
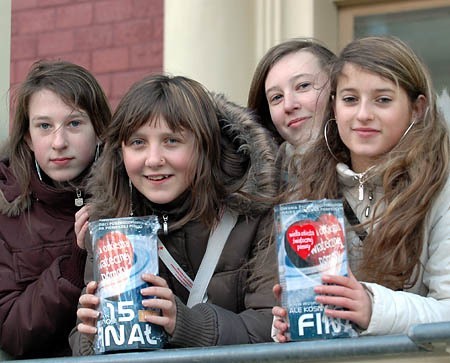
[412,94,427,121]
[25,132,34,152]
[331,94,337,120]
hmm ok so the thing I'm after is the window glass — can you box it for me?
[354,6,450,97]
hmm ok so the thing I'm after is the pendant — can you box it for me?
[75,189,84,207]
[163,215,168,235]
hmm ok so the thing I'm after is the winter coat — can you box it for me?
[337,162,450,335]
[70,93,279,355]
[0,159,87,358]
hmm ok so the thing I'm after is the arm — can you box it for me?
[316,178,450,335]
[0,238,86,357]
[362,182,450,335]
[168,213,277,347]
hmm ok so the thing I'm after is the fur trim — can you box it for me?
[212,93,278,215]
[0,191,30,217]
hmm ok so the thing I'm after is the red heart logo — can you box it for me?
[95,231,134,296]
[285,221,318,260]
[285,214,345,270]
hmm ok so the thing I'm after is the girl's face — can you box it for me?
[334,63,422,172]
[122,118,195,205]
[26,89,97,182]
[265,50,329,147]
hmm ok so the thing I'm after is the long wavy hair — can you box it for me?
[247,38,336,145]
[88,74,227,231]
[4,60,111,204]
[287,36,449,290]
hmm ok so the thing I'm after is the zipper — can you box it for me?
[162,214,169,235]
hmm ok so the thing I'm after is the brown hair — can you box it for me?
[5,60,111,203]
[287,36,449,290]
[247,38,336,144]
[88,74,227,230]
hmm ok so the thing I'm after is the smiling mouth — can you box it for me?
[50,158,73,165]
[146,175,171,181]
[288,117,310,127]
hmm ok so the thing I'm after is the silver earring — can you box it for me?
[324,118,340,162]
[94,143,100,162]
[129,178,134,216]
[400,119,415,141]
[35,159,43,181]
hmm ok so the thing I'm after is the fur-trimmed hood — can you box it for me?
[0,159,30,217]
[211,93,278,215]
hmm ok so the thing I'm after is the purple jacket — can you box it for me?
[0,159,86,358]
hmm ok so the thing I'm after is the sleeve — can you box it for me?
[0,239,86,358]
[169,212,277,347]
[362,178,450,335]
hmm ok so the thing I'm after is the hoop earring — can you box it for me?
[94,143,100,162]
[324,118,340,162]
[400,119,415,141]
[34,159,43,181]
[129,178,134,216]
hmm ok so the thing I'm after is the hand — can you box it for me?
[75,205,90,249]
[77,281,100,335]
[314,269,372,330]
[272,284,290,343]
[140,274,177,336]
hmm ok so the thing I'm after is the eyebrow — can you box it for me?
[30,110,89,123]
[265,73,315,96]
[337,87,395,94]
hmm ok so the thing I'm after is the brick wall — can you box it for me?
[10,0,164,110]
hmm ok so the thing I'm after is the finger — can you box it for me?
[76,222,89,249]
[316,295,356,310]
[143,314,172,328]
[272,284,282,300]
[77,307,100,321]
[141,286,174,300]
[272,305,287,318]
[79,293,99,308]
[86,281,98,295]
[77,322,97,335]
[141,274,169,288]
[321,274,354,286]
[142,297,174,311]
[273,318,288,332]
[276,332,288,343]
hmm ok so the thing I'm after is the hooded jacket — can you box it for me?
[0,158,87,358]
[70,93,279,355]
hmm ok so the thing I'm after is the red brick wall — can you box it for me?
[10,0,164,110]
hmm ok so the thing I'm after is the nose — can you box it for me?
[51,126,68,149]
[283,92,300,113]
[356,100,374,122]
[144,145,165,168]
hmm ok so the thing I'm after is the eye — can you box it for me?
[166,137,181,145]
[129,138,144,147]
[268,94,283,105]
[38,123,51,130]
[296,82,312,91]
[69,119,81,127]
[376,96,392,104]
[341,95,357,103]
